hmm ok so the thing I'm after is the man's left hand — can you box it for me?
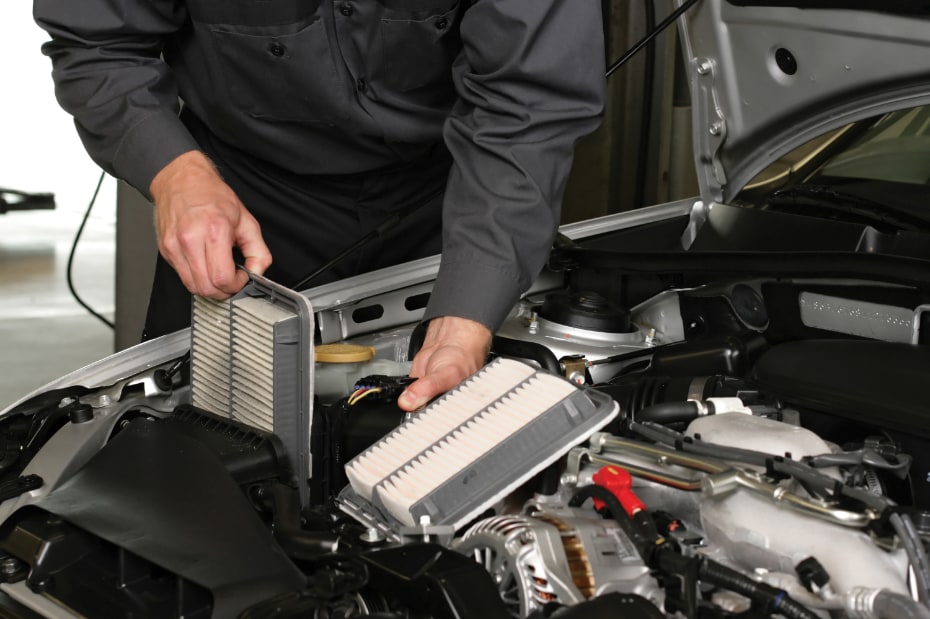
[398,316,492,411]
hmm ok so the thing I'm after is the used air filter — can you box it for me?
[341,358,618,530]
[190,273,315,505]
[191,295,233,416]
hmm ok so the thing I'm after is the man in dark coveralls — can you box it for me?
[33,0,606,411]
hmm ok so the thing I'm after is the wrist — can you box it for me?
[422,315,492,352]
[149,150,215,201]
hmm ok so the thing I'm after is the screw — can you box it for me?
[360,528,384,543]
[644,328,657,346]
[1,558,19,576]
[709,122,723,136]
[528,312,539,335]
[696,59,712,75]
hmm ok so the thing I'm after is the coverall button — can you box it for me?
[340,4,353,16]
[269,42,286,57]
[435,17,448,29]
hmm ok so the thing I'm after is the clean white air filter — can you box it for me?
[341,358,618,530]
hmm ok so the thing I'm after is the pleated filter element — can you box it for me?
[189,274,315,505]
[341,358,618,530]
[191,295,233,415]
[229,296,296,433]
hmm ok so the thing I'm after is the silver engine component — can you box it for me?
[496,298,651,371]
[688,415,910,595]
[454,505,661,617]
[573,411,915,609]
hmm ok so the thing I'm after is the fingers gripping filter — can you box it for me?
[340,358,618,531]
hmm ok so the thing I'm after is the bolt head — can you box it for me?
[360,527,384,543]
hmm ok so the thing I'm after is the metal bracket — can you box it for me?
[912,304,930,345]
[691,56,729,203]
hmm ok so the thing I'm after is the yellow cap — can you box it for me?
[315,344,376,363]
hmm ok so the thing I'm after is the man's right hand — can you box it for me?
[149,151,273,299]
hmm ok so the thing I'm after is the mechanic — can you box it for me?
[33,0,606,411]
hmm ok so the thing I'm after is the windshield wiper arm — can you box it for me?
[768,184,930,233]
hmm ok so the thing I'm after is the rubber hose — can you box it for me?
[634,401,701,426]
[699,558,820,619]
[874,590,930,619]
[491,335,562,375]
[261,482,340,560]
[889,512,930,605]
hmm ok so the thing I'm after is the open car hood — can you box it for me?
[680,0,930,203]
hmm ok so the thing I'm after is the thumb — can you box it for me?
[236,215,273,276]
[397,375,440,411]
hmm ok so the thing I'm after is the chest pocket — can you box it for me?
[374,0,463,93]
[206,9,345,124]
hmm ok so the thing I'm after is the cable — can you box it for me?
[633,0,656,210]
[66,170,113,330]
[889,512,930,605]
[605,0,702,78]
[696,556,821,619]
[291,187,444,291]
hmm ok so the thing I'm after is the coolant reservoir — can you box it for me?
[314,344,410,403]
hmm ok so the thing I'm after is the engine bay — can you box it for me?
[1,205,929,619]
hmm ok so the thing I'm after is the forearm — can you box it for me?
[424,0,606,333]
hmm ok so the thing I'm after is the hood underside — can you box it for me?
[680,0,930,203]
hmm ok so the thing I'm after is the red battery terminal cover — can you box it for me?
[591,465,646,517]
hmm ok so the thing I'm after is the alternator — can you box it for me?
[453,505,661,617]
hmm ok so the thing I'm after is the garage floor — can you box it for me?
[0,205,116,408]
[0,5,120,409]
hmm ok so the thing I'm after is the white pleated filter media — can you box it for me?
[344,358,618,530]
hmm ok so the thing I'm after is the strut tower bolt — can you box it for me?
[528,311,539,335]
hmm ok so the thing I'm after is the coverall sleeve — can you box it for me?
[33,0,199,195]
[422,0,607,332]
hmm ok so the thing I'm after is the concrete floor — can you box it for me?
[0,203,116,408]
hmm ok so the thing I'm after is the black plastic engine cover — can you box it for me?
[750,339,930,436]
[361,543,511,619]
[35,418,306,617]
